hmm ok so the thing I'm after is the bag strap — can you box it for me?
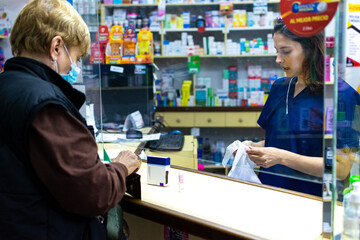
[106,204,123,240]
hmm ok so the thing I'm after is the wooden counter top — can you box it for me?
[121,163,327,240]
[99,140,342,239]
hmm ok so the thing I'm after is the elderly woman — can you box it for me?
[0,0,140,239]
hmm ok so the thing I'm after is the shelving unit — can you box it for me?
[86,86,152,91]
[228,26,274,31]
[155,106,263,128]
[79,3,358,236]
[101,1,280,8]
[154,54,277,59]
[86,0,282,135]
[155,106,263,112]
[324,134,333,140]
[163,27,224,33]
[100,1,280,58]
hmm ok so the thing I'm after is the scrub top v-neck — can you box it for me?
[257,77,323,196]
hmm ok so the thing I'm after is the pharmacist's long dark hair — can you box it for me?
[273,18,324,94]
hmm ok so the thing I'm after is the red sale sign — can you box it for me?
[280,0,339,37]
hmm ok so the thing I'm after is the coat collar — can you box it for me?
[4,57,85,109]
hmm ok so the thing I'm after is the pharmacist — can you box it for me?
[241,18,360,197]
[0,0,140,239]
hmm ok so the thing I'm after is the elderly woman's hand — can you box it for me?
[113,150,141,175]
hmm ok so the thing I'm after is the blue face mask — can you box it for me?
[61,60,80,85]
[56,44,81,85]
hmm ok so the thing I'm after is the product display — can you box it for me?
[0,8,11,37]
[136,28,153,63]
[75,0,284,157]
[122,25,137,63]
[0,47,4,72]
[106,25,124,64]
[90,25,109,64]
[156,63,279,107]
[91,24,154,64]
[96,2,281,108]
[343,175,360,210]
[342,181,360,239]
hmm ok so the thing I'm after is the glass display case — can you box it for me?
[326,0,360,238]
[75,0,360,238]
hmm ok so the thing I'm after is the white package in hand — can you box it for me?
[222,140,261,184]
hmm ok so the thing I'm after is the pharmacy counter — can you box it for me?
[120,163,328,240]
[99,135,198,170]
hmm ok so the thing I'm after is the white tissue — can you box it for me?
[139,150,147,160]
[222,140,261,184]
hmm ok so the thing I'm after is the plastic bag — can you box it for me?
[222,140,261,184]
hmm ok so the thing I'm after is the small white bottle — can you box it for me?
[178,172,184,192]
[89,0,96,15]
[77,0,84,15]
[83,0,89,15]
[342,182,360,240]
[267,33,276,54]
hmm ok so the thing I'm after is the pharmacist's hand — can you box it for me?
[242,140,254,147]
[233,140,254,156]
[246,147,282,168]
[113,150,141,176]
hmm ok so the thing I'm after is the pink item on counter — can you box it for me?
[198,164,204,170]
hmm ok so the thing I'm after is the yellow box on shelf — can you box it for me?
[106,25,123,64]
[136,28,153,64]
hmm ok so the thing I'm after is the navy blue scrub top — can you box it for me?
[257,77,360,196]
[258,77,323,196]
[337,78,360,149]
